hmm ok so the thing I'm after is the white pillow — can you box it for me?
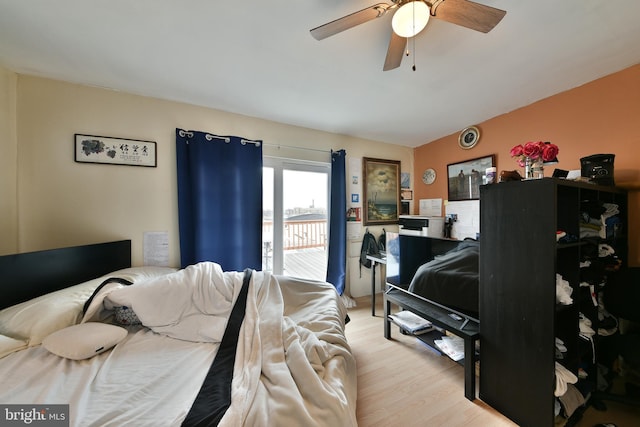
[42,322,128,360]
[0,277,105,345]
[0,266,177,346]
[0,335,27,359]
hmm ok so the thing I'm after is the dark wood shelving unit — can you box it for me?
[479,178,627,427]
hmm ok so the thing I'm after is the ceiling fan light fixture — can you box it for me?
[392,1,430,38]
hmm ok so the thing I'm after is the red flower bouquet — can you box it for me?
[510,141,559,167]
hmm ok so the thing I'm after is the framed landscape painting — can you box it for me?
[362,157,401,225]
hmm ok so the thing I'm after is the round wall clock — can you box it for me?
[458,126,480,149]
[422,168,436,185]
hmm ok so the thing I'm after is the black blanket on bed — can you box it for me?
[408,241,479,318]
[181,269,252,427]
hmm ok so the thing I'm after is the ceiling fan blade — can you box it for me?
[310,3,392,40]
[383,31,406,71]
[431,0,506,33]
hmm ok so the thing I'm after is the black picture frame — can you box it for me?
[74,134,157,167]
[447,155,495,201]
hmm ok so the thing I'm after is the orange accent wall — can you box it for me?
[413,63,640,266]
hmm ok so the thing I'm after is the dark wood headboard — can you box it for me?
[0,240,131,310]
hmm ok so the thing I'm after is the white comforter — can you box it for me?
[2,262,357,426]
[83,262,249,343]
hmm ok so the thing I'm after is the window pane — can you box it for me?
[282,170,328,281]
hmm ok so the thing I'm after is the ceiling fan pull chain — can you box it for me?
[412,0,416,35]
[412,35,417,71]
[405,0,415,59]
[412,1,417,71]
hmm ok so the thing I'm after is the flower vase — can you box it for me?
[524,157,533,179]
[524,157,544,179]
[533,160,544,179]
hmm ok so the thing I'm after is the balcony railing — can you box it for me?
[263,219,327,250]
[262,219,328,279]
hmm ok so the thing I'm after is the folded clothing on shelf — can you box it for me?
[388,310,433,334]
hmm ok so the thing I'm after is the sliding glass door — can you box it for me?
[263,157,329,281]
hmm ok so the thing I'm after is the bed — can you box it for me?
[0,240,357,426]
[383,233,480,400]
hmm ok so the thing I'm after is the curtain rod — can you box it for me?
[264,143,331,154]
[178,130,332,153]
[178,130,262,146]
[204,134,262,146]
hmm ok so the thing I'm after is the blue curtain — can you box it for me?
[176,129,262,271]
[326,149,347,294]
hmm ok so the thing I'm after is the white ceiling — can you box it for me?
[1,1,639,148]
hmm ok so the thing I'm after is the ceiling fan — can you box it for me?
[310,0,506,71]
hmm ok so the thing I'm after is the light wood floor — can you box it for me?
[345,294,640,427]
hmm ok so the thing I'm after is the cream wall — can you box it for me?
[8,72,412,298]
[0,67,18,254]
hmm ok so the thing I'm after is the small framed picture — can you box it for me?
[401,189,413,201]
[75,134,157,167]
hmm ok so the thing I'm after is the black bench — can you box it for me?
[384,284,480,401]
